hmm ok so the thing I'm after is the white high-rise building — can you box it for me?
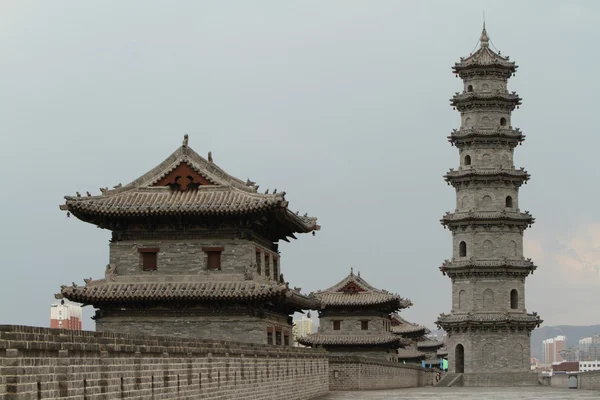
[50,300,82,330]
[292,315,315,346]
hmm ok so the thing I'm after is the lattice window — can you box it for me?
[264,253,270,278]
[272,257,279,280]
[203,247,224,270]
[255,249,262,275]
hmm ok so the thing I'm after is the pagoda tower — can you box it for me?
[436,25,542,383]
[57,136,319,345]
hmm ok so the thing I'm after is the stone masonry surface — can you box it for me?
[579,370,600,390]
[328,356,433,391]
[322,387,600,399]
[0,325,329,400]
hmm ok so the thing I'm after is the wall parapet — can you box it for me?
[0,325,329,400]
[328,355,433,391]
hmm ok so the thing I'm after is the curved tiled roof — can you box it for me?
[453,27,516,72]
[416,340,444,349]
[309,271,412,310]
[441,210,534,225]
[59,141,319,233]
[437,348,448,356]
[437,312,543,329]
[448,127,525,142]
[397,348,426,360]
[444,168,529,179]
[451,92,521,104]
[297,333,408,347]
[391,324,427,335]
[57,280,318,309]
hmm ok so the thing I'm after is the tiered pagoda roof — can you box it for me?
[436,311,542,333]
[441,209,534,229]
[448,127,525,147]
[440,258,537,278]
[309,270,412,311]
[59,136,319,242]
[444,167,530,188]
[452,24,517,78]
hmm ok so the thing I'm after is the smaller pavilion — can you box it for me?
[298,269,411,361]
[390,313,427,364]
[417,338,446,369]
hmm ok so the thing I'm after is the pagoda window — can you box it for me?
[500,117,507,126]
[333,321,341,331]
[505,196,513,208]
[483,289,494,310]
[267,331,273,345]
[361,320,369,330]
[273,257,279,280]
[203,247,224,270]
[510,289,518,309]
[458,290,466,310]
[264,254,270,278]
[459,241,467,257]
[139,248,159,271]
[255,249,262,275]
[284,333,290,346]
[464,155,471,166]
[275,331,282,346]
[467,84,473,93]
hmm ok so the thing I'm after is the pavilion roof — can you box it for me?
[416,339,444,349]
[59,136,319,236]
[397,347,426,360]
[297,333,408,347]
[56,278,318,310]
[390,313,428,335]
[309,270,412,310]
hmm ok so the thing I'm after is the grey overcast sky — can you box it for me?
[1,0,599,331]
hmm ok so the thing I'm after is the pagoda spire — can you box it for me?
[480,21,490,48]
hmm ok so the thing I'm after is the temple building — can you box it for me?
[57,136,320,345]
[436,25,542,383]
[298,270,411,361]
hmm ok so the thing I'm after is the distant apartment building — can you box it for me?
[50,300,82,330]
[579,360,600,372]
[543,335,566,363]
[579,335,600,361]
[292,314,315,347]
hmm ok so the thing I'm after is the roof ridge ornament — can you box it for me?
[480,21,490,48]
[182,134,189,148]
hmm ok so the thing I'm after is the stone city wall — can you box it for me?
[577,370,600,391]
[328,355,432,391]
[461,372,539,387]
[0,325,328,400]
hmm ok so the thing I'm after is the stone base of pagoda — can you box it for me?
[94,307,293,345]
[460,372,540,387]
[445,330,533,375]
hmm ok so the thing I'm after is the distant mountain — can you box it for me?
[429,326,600,360]
[530,325,600,359]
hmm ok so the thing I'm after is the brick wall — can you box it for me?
[0,325,328,400]
[328,356,432,391]
[579,370,600,390]
[461,372,539,387]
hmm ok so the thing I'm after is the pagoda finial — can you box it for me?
[350,267,354,276]
[480,17,489,48]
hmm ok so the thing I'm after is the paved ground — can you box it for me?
[322,387,599,399]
